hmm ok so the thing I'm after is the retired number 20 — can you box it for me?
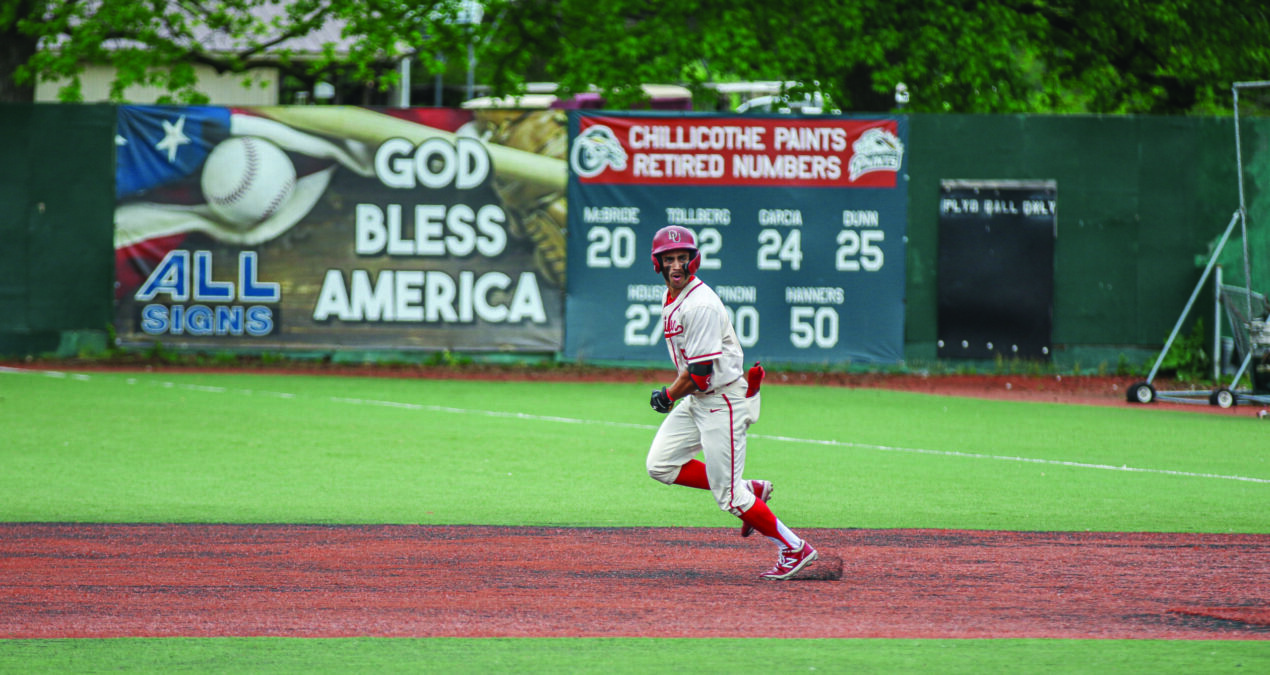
[587,226,637,268]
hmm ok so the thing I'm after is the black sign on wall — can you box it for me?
[937,180,1056,360]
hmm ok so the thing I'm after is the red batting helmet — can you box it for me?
[650,225,701,274]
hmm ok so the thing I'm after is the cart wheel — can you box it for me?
[1210,388,1237,409]
[1127,382,1156,404]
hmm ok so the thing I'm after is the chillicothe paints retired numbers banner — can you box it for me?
[564,112,908,364]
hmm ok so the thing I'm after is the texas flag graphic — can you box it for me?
[113,105,374,299]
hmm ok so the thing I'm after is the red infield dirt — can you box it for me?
[2,523,1267,640]
[2,364,1266,639]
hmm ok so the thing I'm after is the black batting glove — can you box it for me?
[650,387,674,413]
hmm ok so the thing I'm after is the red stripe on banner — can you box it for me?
[575,116,903,188]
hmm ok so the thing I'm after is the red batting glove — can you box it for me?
[745,362,765,398]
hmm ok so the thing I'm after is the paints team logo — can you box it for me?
[847,128,904,181]
[663,316,685,339]
[570,124,627,178]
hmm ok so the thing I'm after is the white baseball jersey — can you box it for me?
[646,276,759,516]
[660,277,744,394]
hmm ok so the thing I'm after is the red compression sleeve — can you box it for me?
[738,499,785,543]
[672,459,710,489]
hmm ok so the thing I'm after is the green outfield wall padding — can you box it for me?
[0,104,115,356]
[0,104,1264,367]
[906,113,1262,365]
[1214,118,1270,294]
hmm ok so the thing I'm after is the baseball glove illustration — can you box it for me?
[472,109,569,287]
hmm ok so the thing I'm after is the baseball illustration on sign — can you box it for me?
[114,106,373,253]
[200,136,297,231]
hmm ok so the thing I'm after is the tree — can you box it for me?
[5,0,1269,113]
[1,0,40,102]
[0,0,479,104]
[479,0,1270,114]
[1019,1,1270,114]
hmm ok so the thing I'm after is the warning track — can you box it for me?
[1,524,1266,640]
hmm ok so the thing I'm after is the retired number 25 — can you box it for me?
[836,229,884,272]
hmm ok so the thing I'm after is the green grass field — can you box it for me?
[1,367,1267,672]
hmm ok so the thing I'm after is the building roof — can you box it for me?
[56,2,366,59]
[186,3,360,56]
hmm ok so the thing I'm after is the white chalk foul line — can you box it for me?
[335,393,1270,483]
[747,433,1270,484]
[328,396,657,431]
[7,367,1269,484]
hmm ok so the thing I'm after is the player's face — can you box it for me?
[660,250,693,291]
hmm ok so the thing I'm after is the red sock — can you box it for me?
[672,459,710,489]
[738,498,783,542]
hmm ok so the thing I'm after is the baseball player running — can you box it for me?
[644,225,818,580]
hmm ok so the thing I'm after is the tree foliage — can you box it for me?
[4,0,1269,113]
[1,0,478,104]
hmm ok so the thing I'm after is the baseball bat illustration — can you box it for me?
[255,106,566,193]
